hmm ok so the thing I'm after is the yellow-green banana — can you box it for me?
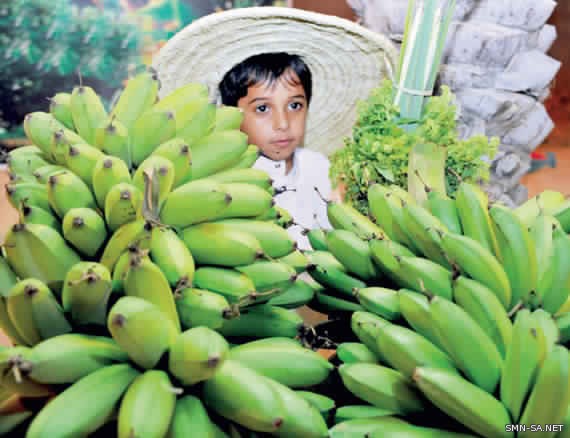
[70,84,108,145]
[500,308,546,423]
[19,204,59,231]
[339,363,425,414]
[47,170,97,218]
[369,238,414,280]
[92,155,132,209]
[326,200,386,240]
[26,363,139,438]
[61,262,112,326]
[228,144,260,170]
[0,257,26,346]
[182,222,265,267]
[5,182,49,212]
[228,338,333,388]
[515,189,566,227]
[168,395,221,438]
[151,137,192,187]
[160,179,232,228]
[62,207,107,256]
[49,129,79,166]
[453,276,512,359]
[132,155,175,207]
[5,278,71,346]
[354,287,400,320]
[130,109,177,166]
[326,229,379,280]
[94,116,131,167]
[177,100,217,145]
[392,256,453,301]
[6,152,49,179]
[64,143,105,187]
[413,367,513,438]
[276,249,310,273]
[25,333,128,384]
[108,296,178,369]
[398,289,446,351]
[110,68,159,130]
[336,342,378,364]
[154,82,208,114]
[99,218,153,271]
[23,112,68,155]
[207,168,272,192]
[123,255,181,331]
[554,199,570,233]
[3,223,81,292]
[213,182,274,220]
[193,266,256,305]
[531,308,559,351]
[150,226,195,290]
[440,232,511,309]
[214,105,244,131]
[305,250,345,272]
[175,287,234,330]
[455,182,501,259]
[304,228,328,251]
[169,326,229,385]
[425,188,462,235]
[429,296,503,393]
[118,370,177,438]
[49,92,74,130]
[518,345,570,438]
[104,182,143,232]
[32,164,66,184]
[236,261,297,295]
[0,346,52,397]
[218,304,304,339]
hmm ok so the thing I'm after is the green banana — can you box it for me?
[453,276,512,358]
[304,228,328,251]
[61,262,112,326]
[339,363,425,414]
[62,207,107,256]
[7,145,44,157]
[193,267,257,305]
[334,405,395,424]
[528,215,557,308]
[32,164,66,184]
[354,287,400,320]
[118,370,177,438]
[236,261,297,294]
[515,189,566,227]
[108,296,178,369]
[168,395,220,438]
[6,151,49,179]
[169,326,229,385]
[0,346,52,397]
[132,155,175,207]
[130,109,177,166]
[25,333,128,384]
[398,289,446,351]
[275,206,294,228]
[150,226,195,290]
[531,308,560,351]
[554,199,570,233]
[26,363,139,438]
[214,182,274,220]
[64,143,105,187]
[413,367,513,438]
[3,223,81,292]
[392,256,453,301]
[91,155,132,209]
[228,144,260,170]
[99,218,153,271]
[276,249,310,273]
[376,323,458,380]
[326,199,386,240]
[111,68,160,130]
[268,279,316,309]
[47,170,97,218]
[123,254,181,331]
[425,188,462,235]
[70,84,108,145]
[202,359,286,433]
[490,204,538,306]
[218,304,304,339]
[209,219,296,258]
[151,137,192,187]
[160,179,232,228]
[518,345,570,438]
[305,249,346,274]
[326,229,379,280]
[440,232,511,309]
[23,112,68,155]
[296,391,335,422]
[310,290,364,314]
[19,204,59,231]
[500,308,546,422]
[0,410,33,436]
[182,222,265,267]
[49,129,78,165]
[104,182,143,232]
[536,224,570,314]
[186,130,249,180]
[5,182,49,212]
[369,237,414,279]
[175,287,234,330]
[455,182,501,258]
[336,342,378,364]
[214,105,244,131]
[228,338,333,388]
[351,311,390,363]
[306,264,366,300]
[556,312,570,344]
[94,116,131,167]
[155,81,208,113]
[0,257,25,345]
[207,168,272,191]
[5,278,72,346]
[49,92,74,129]
[429,296,503,393]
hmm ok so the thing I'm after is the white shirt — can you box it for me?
[253,148,333,250]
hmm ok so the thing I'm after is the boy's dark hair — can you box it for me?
[218,52,312,107]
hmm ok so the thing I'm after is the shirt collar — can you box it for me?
[255,149,301,179]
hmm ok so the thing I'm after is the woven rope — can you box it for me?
[152,7,398,157]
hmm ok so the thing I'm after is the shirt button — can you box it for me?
[275,164,281,168]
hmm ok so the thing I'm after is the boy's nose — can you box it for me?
[272,111,289,131]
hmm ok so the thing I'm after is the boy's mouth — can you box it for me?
[272,138,294,147]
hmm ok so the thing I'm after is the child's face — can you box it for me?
[237,70,308,165]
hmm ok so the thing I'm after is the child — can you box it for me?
[218,52,333,249]
[151,6,397,249]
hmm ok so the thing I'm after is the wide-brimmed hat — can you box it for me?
[152,6,398,157]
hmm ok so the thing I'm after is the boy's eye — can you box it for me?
[289,102,303,110]
[255,105,268,113]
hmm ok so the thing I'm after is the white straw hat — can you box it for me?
[152,6,398,157]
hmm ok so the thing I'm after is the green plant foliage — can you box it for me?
[330,80,499,215]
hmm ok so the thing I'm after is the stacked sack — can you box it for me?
[0,67,338,437]
[300,181,570,436]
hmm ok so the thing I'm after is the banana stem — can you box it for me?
[507,300,525,318]
[11,364,22,384]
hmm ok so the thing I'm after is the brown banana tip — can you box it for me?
[270,198,276,207]
[72,217,84,228]
[48,175,57,185]
[24,285,39,297]
[411,368,422,382]
[207,356,221,368]
[5,185,14,195]
[306,263,317,272]
[22,205,31,216]
[103,159,113,169]
[225,193,233,204]
[292,241,298,250]
[120,190,131,200]
[290,274,298,282]
[273,418,284,428]
[69,146,79,156]
[112,314,126,327]
[181,144,190,154]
